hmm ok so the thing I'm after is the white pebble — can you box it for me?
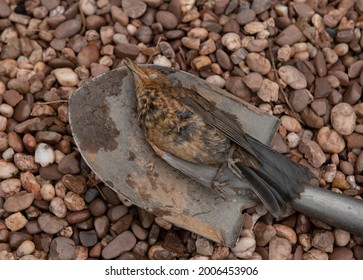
[49,197,67,218]
[127,24,137,36]
[331,103,356,135]
[0,160,19,179]
[257,79,279,102]
[0,103,14,118]
[222,33,241,51]
[153,54,172,68]
[53,68,80,87]
[80,0,97,16]
[285,132,300,148]
[346,175,358,188]
[5,212,27,231]
[41,183,56,201]
[2,148,14,161]
[180,0,196,12]
[275,4,288,16]
[17,240,35,257]
[244,22,267,34]
[206,75,225,88]
[54,150,65,164]
[0,116,7,132]
[34,143,55,167]
[231,237,256,259]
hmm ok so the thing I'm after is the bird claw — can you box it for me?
[212,180,230,200]
[227,158,245,181]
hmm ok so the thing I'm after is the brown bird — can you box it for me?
[125,58,313,218]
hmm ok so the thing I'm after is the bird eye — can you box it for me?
[148,73,158,79]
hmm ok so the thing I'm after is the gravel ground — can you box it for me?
[0,0,363,260]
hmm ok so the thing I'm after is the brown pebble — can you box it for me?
[299,139,326,168]
[311,98,328,116]
[254,221,276,246]
[317,126,345,154]
[86,15,107,30]
[156,11,178,30]
[131,220,149,240]
[269,236,292,260]
[32,233,52,252]
[3,90,23,107]
[135,25,153,44]
[4,192,34,213]
[344,81,362,105]
[225,76,252,101]
[303,248,328,260]
[245,52,271,75]
[329,246,353,260]
[54,19,82,39]
[25,220,42,235]
[77,45,100,68]
[110,214,133,235]
[339,161,354,175]
[216,49,233,71]
[62,174,86,194]
[312,231,334,253]
[39,164,63,181]
[353,245,363,260]
[38,213,68,234]
[9,232,32,248]
[122,0,147,19]
[236,9,256,25]
[94,215,109,238]
[138,208,155,228]
[345,133,363,149]
[148,244,173,260]
[20,171,41,200]
[328,89,343,105]
[58,152,80,174]
[49,237,76,260]
[13,101,31,122]
[89,242,102,258]
[79,230,98,247]
[289,89,311,112]
[296,214,311,234]
[64,191,85,211]
[14,153,39,173]
[114,43,140,59]
[300,107,324,129]
[66,209,91,224]
[89,198,108,217]
[314,77,332,98]
[8,131,23,153]
[275,25,303,46]
[102,231,137,259]
[132,240,149,257]
[314,50,327,77]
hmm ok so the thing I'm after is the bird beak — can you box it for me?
[124,58,148,81]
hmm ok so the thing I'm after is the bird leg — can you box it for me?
[211,145,237,199]
[227,158,245,182]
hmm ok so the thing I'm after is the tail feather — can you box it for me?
[238,135,313,217]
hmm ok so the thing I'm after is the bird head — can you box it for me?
[125,58,170,89]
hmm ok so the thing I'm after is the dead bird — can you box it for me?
[125,58,313,218]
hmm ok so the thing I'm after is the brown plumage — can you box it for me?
[125,58,313,217]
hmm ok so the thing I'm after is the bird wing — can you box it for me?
[165,86,259,161]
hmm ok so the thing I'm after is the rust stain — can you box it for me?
[70,73,123,154]
[127,151,136,161]
[125,165,188,214]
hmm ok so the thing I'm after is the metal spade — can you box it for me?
[69,65,363,247]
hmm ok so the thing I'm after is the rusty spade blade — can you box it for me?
[69,65,280,247]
